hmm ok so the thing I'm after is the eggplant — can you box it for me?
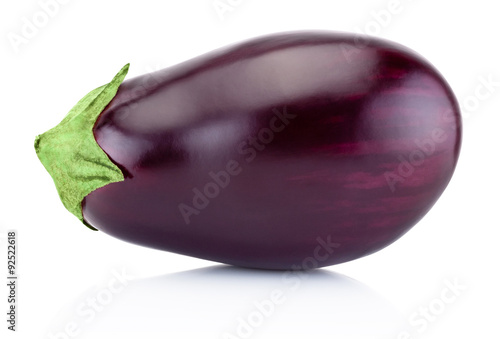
[35,31,461,270]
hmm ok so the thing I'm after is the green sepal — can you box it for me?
[34,64,130,230]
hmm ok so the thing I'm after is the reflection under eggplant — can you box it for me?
[47,265,406,339]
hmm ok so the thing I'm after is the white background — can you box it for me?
[1,0,499,338]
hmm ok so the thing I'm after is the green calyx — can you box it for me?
[34,64,130,230]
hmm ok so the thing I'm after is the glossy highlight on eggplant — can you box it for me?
[57,32,463,269]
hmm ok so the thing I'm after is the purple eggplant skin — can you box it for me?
[82,31,461,270]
